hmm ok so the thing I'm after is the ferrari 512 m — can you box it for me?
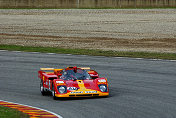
[38,66,109,99]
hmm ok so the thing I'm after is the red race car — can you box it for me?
[38,66,109,99]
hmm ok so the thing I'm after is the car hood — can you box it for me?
[65,79,97,90]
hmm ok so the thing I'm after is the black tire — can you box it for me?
[52,86,57,100]
[40,80,47,96]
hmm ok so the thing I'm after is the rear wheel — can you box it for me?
[40,80,47,96]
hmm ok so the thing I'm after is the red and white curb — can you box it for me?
[0,100,63,118]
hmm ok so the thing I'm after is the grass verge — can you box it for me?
[0,44,176,60]
[0,106,29,118]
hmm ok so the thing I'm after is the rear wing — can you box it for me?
[40,68,54,71]
[38,68,63,79]
[40,68,63,73]
[39,68,55,74]
[79,67,91,70]
[39,68,63,74]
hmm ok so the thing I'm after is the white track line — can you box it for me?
[47,53,56,55]
[135,58,143,60]
[30,52,40,54]
[0,100,63,118]
[170,60,176,62]
[12,51,22,53]
[149,59,164,61]
[150,59,159,61]
[0,50,176,62]
[0,50,8,52]
[155,59,162,61]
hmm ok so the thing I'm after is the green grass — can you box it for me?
[0,106,29,118]
[0,44,176,60]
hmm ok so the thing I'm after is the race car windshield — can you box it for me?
[61,69,91,80]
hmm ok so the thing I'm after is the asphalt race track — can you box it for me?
[0,51,176,118]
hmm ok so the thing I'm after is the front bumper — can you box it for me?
[55,91,109,97]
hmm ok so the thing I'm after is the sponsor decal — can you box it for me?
[98,79,106,82]
[56,81,64,84]
[70,91,97,94]
[71,91,83,94]
[67,87,78,91]
[85,91,97,93]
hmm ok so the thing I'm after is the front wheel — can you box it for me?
[52,86,57,100]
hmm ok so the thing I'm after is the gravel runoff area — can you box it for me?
[0,9,176,53]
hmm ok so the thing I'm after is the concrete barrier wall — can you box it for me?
[0,0,176,8]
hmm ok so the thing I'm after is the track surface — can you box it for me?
[0,51,176,118]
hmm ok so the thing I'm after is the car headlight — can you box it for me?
[98,84,107,92]
[58,86,67,94]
